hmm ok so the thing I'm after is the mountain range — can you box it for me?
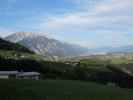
[5,32,133,60]
[5,32,88,60]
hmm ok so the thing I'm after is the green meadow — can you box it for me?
[0,79,133,100]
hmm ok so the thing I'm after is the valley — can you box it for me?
[1,33,133,99]
[1,0,132,99]
[5,32,88,60]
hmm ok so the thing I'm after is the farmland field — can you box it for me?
[0,79,133,100]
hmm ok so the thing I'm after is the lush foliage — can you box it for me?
[1,52,133,88]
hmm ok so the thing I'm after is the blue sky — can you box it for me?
[0,0,133,48]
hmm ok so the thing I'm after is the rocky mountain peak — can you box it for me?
[5,32,89,59]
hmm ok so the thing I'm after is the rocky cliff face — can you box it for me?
[6,32,88,60]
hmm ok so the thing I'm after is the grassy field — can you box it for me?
[0,50,43,61]
[79,53,133,65]
[0,79,133,100]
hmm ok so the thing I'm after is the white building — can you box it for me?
[0,71,18,79]
[17,72,40,80]
[0,71,40,80]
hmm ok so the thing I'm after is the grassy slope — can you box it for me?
[80,54,133,65]
[0,38,33,53]
[0,79,133,100]
[0,50,42,61]
[0,39,44,72]
[79,54,133,72]
[0,38,42,62]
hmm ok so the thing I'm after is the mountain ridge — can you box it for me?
[5,32,88,60]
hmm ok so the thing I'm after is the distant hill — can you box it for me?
[87,46,133,54]
[5,32,88,59]
[0,38,33,53]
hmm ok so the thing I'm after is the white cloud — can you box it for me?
[38,0,133,47]
[91,0,133,15]
[40,0,133,30]
[40,15,133,34]
[1,0,132,48]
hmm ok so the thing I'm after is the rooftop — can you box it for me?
[0,71,40,76]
